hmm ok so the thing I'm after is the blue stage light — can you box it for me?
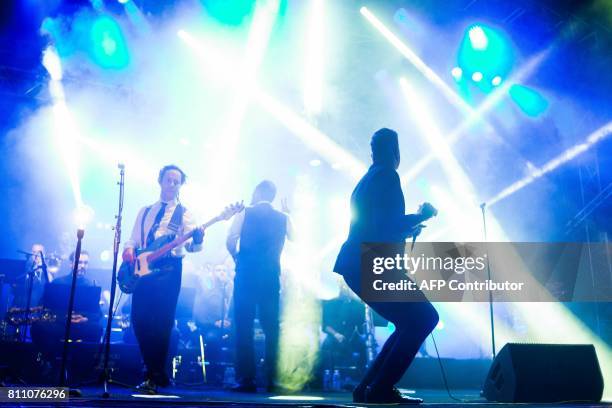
[457,23,514,88]
[90,16,129,69]
[509,84,548,117]
[201,0,256,25]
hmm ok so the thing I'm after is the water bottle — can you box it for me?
[332,369,341,391]
[322,369,331,391]
[223,366,236,387]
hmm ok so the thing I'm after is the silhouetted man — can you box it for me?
[226,180,293,392]
[334,128,438,404]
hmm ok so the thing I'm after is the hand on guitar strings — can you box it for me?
[122,247,135,264]
[192,226,205,244]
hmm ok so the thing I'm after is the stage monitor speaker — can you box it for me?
[483,343,603,403]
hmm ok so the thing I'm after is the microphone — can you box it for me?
[17,249,34,257]
[411,224,425,253]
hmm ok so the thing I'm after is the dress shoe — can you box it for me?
[135,379,158,395]
[230,381,257,393]
[365,386,423,404]
[352,384,366,403]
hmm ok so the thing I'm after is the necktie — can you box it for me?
[146,202,167,246]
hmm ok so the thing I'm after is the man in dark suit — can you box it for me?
[334,128,439,404]
[226,180,293,392]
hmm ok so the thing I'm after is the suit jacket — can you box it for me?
[334,164,421,277]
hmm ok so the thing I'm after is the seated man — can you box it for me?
[321,283,367,376]
[31,250,103,347]
[197,264,233,357]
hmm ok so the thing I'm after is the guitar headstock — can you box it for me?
[218,201,245,221]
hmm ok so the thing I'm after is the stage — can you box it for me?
[2,387,611,407]
[1,0,612,405]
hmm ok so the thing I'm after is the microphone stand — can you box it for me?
[40,251,50,285]
[58,229,84,396]
[101,164,130,397]
[21,256,39,343]
[480,203,496,360]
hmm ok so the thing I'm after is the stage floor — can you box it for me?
[3,387,610,408]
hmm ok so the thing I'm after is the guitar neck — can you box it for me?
[147,216,221,263]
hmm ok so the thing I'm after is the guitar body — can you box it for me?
[117,202,244,294]
[118,235,175,294]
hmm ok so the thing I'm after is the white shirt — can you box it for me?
[124,199,203,257]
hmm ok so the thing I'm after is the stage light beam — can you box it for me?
[178,30,367,181]
[42,45,84,212]
[278,175,321,391]
[360,6,474,116]
[486,121,612,207]
[399,78,480,217]
[42,46,62,81]
[400,48,551,187]
[205,0,281,205]
[303,0,325,115]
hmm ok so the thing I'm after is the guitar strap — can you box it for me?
[167,204,184,235]
[140,206,152,248]
[139,204,184,247]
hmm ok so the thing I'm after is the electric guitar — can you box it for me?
[118,202,244,294]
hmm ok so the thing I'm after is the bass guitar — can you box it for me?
[118,202,243,294]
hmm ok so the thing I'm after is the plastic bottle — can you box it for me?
[322,369,331,391]
[224,366,236,386]
[332,369,341,391]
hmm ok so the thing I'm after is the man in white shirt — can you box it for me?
[122,164,204,393]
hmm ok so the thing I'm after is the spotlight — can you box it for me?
[468,26,488,50]
[458,23,514,89]
[90,16,129,69]
[100,250,111,262]
[491,75,502,86]
[509,84,548,117]
[451,66,463,80]
[73,205,95,228]
[202,0,256,25]
[472,71,483,82]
